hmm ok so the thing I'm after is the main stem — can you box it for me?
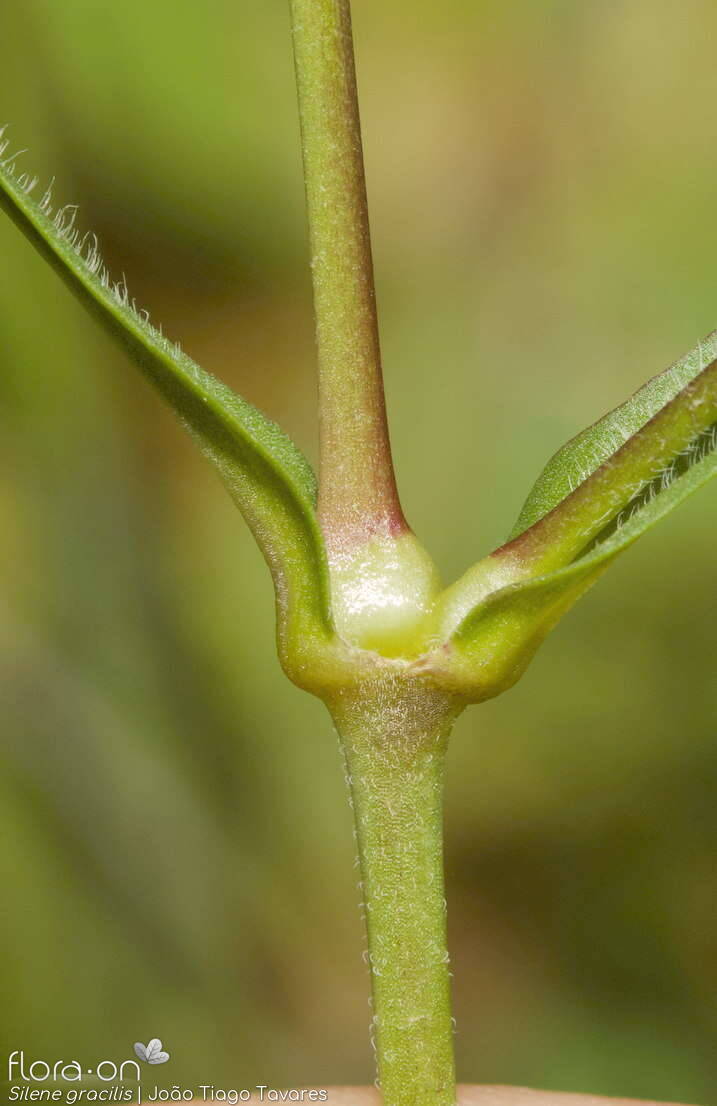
[289,0,405,551]
[289,5,458,1098]
[329,680,460,1106]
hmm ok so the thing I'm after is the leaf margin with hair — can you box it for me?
[0,131,334,667]
[432,346,717,699]
[511,328,717,538]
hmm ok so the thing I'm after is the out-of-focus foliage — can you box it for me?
[1,0,715,1101]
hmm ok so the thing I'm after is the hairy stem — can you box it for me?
[329,678,461,1106]
[289,0,405,552]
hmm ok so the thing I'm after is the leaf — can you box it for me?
[511,329,717,538]
[504,349,717,576]
[0,130,333,665]
[436,340,717,699]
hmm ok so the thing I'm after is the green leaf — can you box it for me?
[446,429,716,699]
[434,340,717,699]
[511,329,717,537]
[504,350,717,575]
[0,130,333,666]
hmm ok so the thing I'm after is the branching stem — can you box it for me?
[290,4,459,1100]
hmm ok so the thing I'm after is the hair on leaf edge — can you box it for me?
[0,126,318,507]
[0,126,335,651]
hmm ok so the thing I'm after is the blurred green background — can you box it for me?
[1,0,716,1100]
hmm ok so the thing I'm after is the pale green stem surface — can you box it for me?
[329,678,462,1106]
[290,2,460,1097]
[289,0,405,551]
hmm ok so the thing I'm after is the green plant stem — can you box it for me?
[289,0,405,552]
[329,679,461,1106]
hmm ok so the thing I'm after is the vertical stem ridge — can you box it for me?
[330,681,460,1106]
[289,0,406,552]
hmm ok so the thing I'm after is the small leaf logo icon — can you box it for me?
[134,1039,170,1064]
